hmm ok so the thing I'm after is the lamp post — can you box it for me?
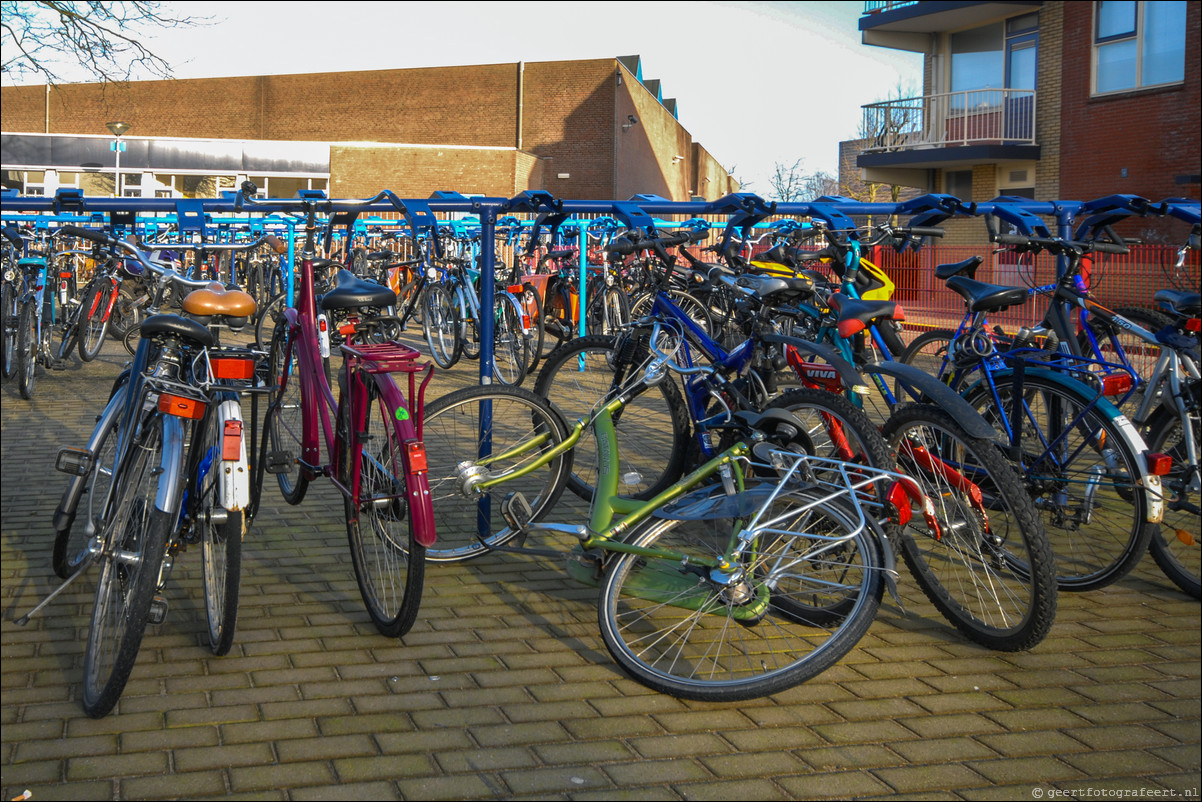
[106,121,131,197]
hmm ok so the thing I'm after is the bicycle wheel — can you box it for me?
[490,293,527,386]
[900,328,955,380]
[266,323,309,505]
[630,289,713,338]
[518,282,545,372]
[56,308,80,363]
[455,284,482,361]
[83,413,175,718]
[109,285,142,341]
[1082,307,1171,414]
[764,387,896,472]
[53,397,123,579]
[195,411,242,655]
[18,300,38,399]
[542,279,573,347]
[533,333,690,502]
[78,281,112,362]
[340,380,426,636]
[421,384,571,562]
[882,403,1057,651]
[255,291,288,350]
[587,285,631,336]
[1,280,17,379]
[1145,387,1201,599]
[598,489,883,701]
[421,283,462,369]
[965,373,1153,592]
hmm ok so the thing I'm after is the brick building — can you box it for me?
[845,1,1199,241]
[1,56,738,203]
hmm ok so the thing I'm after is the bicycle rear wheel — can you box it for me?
[421,384,571,561]
[18,300,38,399]
[265,323,309,505]
[421,282,462,369]
[1145,388,1201,598]
[195,409,242,655]
[341,380,425,636]
[83,413,175,718]
[965,374,1153,592]
[598,489,883,702]
[491,293,527,386]
[882,403,1057,651]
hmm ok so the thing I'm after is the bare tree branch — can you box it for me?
[768,158,806,203]
[2,1,208,85]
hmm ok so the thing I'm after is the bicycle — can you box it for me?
[422,321,944,701]
[11,225,56,399]
[29,226,269,717]
[238,183,436,637]
[1,224,23,379]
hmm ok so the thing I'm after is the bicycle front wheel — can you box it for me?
[965,374,1153,592]
[1145,386,1201,598]
[421,282,462,369]
[341,381,425,636]
[83,413,175,718]
[882,403,1057,651]
[598,490,883,702]
[18,300,38,399]
[421,385,571,561]
[78,281,112,362]
[265,323,310,505]
[491,293,527,386]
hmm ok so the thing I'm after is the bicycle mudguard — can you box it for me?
[155,415,188,516]
[373,377,437,547]
[52,387,127,537]
[867,360,998,441]
[217,399,250,512]
[968,366,1164,524]
[759,334,865,393]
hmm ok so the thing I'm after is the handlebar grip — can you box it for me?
[605,237,637,256]
[1091,242,1130,255]
[993,233,1030,246]
[904,226,945,238]
[57,225,109,244]
[265,234,288,255]
[2,225,22,247]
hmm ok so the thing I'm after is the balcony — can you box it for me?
[857,89,1040,186]
[860,2,1042,52]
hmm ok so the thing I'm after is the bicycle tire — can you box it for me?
[18,300,38,399]
[882,403,1057,651]
[56,308,80,363]
[255,291,288,350]
[878,319,907,359]
[421,282,462,369]
[340,378,426,635]
[455,282,482,361]
[900,328,955,379]
[77,280,112,362]
[763,387,896,473]
[82,413,175,718]
[630,289,714,339]
[421,384,571,562]
[266,322,310,505]
[964,373,1154,592]
[518,281,545,372]
[109,285,142,341]
[1082,306,1172,414]
[533,333,690,502]
[1,279,17,379]
[53,394,123,579]
[587,285,630,337]
[491,292,527,386]
[598,489,883,701]
[542,278,573,346]
[1144,385,1201,599]
[196,410,242,655]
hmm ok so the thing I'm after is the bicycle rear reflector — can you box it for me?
[211,357,255,380]
[158,393,206,420]
[405,441,428,473]
[222,420,243,461]
[1186,318,1201,332]
[1100,373,1133,396]
[1145,452,1173,475]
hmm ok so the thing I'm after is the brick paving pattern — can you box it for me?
[2,332,1199,800]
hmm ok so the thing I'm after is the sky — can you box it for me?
[4,1,923,196]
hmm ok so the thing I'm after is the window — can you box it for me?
[1094,1,1186,94]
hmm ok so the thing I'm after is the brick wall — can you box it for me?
[1034,2,1063,201]
[1060,0,1201,240]
[330,145,530,198]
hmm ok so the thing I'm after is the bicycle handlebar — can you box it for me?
[55,225,220,291]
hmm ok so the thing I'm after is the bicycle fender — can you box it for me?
[970,367,1164,524]
[759,334,864,392]
[52,388,127,536]
[155,415,188,516]
[374,377,437,547]
[867,361,997,440]
[218,399,250,512]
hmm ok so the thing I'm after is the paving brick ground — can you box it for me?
[2,332,1199,800]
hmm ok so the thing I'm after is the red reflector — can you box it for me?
[405,441,428,473]
[222,420,243,461]
[158,393,206,420]
[837,318,865,339]
[1187,318,1201,332]
[60,272,72,279]
[1146,452,1173,475]
[893,305,906,322]
[885,482,913,526]
[507,284,524,294]
[318,317,328,332]
[211,357,255,380]
[338,323,356,336]
[1101,373,1133,396]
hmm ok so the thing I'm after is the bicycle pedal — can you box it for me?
[500,491,533,534]
[51,359,70,370]
[266,450,294,474]
[148,595,169,625]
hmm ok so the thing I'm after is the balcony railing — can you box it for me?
[862,89,1037,152]
[863,1,918,13]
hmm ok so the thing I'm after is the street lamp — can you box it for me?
[106,121,131,197]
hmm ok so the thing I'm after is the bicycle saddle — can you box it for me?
[140,313,216,348]
[945,276,1029,313]
[182,282,257,319]
[1154,289,1201,317]
[934,255,985,281]
[827,293,904,338]
[320,269,397,311]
